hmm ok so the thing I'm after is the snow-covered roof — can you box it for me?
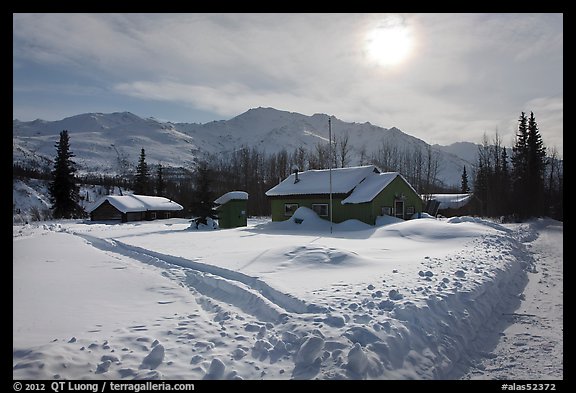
[214,191,249,205]
[265,165,379,197]
[88,194,183,213]
[341,172,399,204]
[265,165,420,205]
[425,193,475,210]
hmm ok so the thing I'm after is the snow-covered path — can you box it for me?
[462,219,563,379]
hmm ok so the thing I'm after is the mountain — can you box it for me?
[13,108,475,187]
[13,112,201,174]
[433,142,480,165]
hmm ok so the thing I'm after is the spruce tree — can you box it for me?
[48,130,84,218]
[190,161,218,227]
[156,164,165,196]
[511,111,547,219]
[527,112,546,216]
[500,147,510,215]
[511,112,530,219]
[134,148,149,195]
[461,165,470,193]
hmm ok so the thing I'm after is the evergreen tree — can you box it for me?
[155,164,165,196]
[500,146,510,215]
[461,165,470,193]
[48,130,84,218]
[511,112,530,219]
[501,147,509,181]
[190,161,218,227]
[527,112,547,216]
[474,137,492,216]
[511,111,547,219]
[134,148,149,195]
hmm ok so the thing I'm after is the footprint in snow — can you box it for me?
[388,289,403,300]
[203,358,226,380]
[95,360,111,374]
[139,344,165,370]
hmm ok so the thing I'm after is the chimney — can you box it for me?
[292,165,300,184]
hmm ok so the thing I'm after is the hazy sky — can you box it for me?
[13,13,563,154]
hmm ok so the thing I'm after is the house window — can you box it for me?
[311,204,329,217]
[406,206,415,215]
[150,212,157,220]
[284,203,299,216]
[165,212,171,219]
[381,206,392,216]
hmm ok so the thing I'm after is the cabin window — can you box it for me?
[406,206,415,215]
[165,212,171,219]
[311,204,329,217]
[381,206,392,216]
[284,203,299,216]
[150,212,157,220]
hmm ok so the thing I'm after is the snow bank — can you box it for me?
[411,212,435,219]
[271,207,373,232]
[375,215,404,226]
[446,216,511,233]
[374,216,507,240]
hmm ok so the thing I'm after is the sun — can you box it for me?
[365,16,414,68]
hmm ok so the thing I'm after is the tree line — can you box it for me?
[473,112,563,221]
[36,131,449,219]
[33,111,563,222]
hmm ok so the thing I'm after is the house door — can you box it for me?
[395,200,404,219]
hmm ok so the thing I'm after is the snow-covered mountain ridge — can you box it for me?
[13,107,476,186]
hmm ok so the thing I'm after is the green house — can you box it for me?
[265,165,423,225]
[215,191,248,229]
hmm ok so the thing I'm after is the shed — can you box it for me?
[423,193,481,217]
[265,165,423,225]
[88,194,183,222]
[215,191,248,228]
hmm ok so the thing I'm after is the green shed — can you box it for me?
[215,191,249,229]
[265,165,423,226]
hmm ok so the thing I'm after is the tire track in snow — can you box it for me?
[75,233,326,322]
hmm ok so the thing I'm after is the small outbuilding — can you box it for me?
[423,193,482,217]
[215,191,248,229]
[88,194,183,222]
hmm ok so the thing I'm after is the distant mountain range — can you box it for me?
[13,107,482,187]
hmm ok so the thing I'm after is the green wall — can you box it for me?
[217,199,247,228]
[270,195,358,224]
[270,176,423,225]
[367,176,423,223]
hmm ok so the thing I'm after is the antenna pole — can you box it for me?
[329,117,333,234]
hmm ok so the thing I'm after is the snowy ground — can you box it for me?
[461,219,563,380]
[13,212,563,380]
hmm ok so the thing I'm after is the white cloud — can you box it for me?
[13,13,563,151]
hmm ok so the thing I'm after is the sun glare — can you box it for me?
[365,16,414,68]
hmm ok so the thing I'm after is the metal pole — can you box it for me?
[329,117,333,234]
